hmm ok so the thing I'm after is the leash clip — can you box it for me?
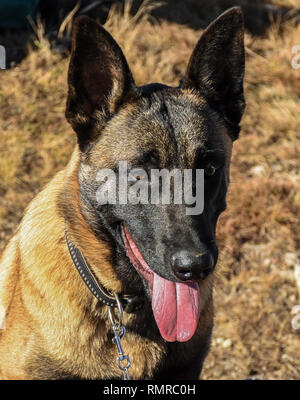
[108,293,131,380]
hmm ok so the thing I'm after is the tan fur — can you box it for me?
[0,8,246,379]
[0,146,213,380]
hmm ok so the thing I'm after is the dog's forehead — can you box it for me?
[93,87,231,168]
[145,88,218,143]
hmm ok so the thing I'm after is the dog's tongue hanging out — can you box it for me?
[151,273,200,342]
[122,225,200,342]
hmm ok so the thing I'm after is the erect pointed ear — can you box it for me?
[181,7,245,139]
[66,16,138,151]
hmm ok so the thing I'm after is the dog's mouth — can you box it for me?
[121,224,200,342]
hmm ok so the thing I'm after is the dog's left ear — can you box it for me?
[182,7,245,139]
[66,16,138,151]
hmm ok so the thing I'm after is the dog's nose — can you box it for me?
[171,249,214,281]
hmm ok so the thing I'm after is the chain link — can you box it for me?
[108,293,131,380]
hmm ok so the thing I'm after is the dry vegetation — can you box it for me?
[0,0,299,379]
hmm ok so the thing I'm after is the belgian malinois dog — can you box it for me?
[0,7,245,379]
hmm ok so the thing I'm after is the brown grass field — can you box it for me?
[0,0,299,379]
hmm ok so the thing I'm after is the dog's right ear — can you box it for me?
[66,16,138,151]
[181,7,245,140]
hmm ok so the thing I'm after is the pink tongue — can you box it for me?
[152,272,200,342]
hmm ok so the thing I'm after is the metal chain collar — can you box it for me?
[108,293,131,380]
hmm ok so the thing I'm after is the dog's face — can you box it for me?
[66,8,245,342]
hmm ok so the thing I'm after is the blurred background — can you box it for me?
[0,0,299,379]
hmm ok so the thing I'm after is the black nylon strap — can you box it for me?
[65,231,144,312]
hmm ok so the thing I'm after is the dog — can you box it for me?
[0,7,245,380]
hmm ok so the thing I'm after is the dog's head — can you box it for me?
[65,8,245,342]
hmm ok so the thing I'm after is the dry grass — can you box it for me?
[0,0,299,379]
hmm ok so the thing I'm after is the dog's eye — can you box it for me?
[128,169,148,183]
[204,164,216,177]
